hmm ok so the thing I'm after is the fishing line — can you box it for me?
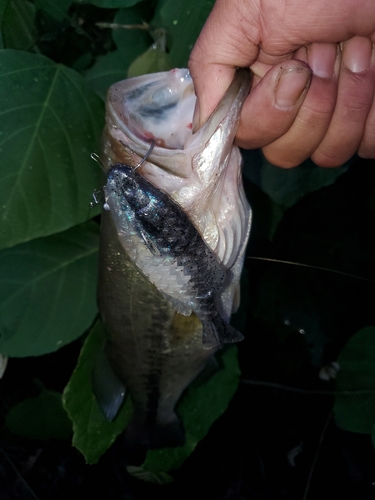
[247,256,375,284]
[0,446,40,500]
[240,379,375,396]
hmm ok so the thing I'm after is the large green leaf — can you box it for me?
[0,221,99,357]
[153,0,215,67]
[0,0,37,51]
[6,389,72,440]
[243,150,350,209]
[63,321,133,464]
[0,50,104,250]
[334,326,375,434]
[85,48,137,100]
[63,320,240,469]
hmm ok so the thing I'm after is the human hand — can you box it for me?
[189,0,375,167]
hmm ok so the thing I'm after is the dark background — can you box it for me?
[1,157,375,499]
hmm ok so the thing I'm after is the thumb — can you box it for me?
[188,0,259,128]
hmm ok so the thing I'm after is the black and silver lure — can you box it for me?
[104,143,243,349]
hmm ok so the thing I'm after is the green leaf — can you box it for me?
[35,0,72,23]
[62,321,133,465]
[334,326,375,434]
[0,50,104,250]
[63,320,240,470]
[6,389,72,440]
[0,221,99,357]
[243,151,350,210]
[85,48,136,100]
[127,47,171,78]
[143,345,240,472]
[0,0,37,51]
[153,0,215,67]
[112,6,152,51]
[74,0,144,7]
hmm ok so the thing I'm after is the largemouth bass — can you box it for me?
[97,67,252,464]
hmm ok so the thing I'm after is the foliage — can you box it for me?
[6,386,73,440]
[1,0,375,482]
[334,326,375,434]
[0,221,99,356]
[63,321,133,464]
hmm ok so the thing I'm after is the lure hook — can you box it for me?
[88,141,155,216]
[119,139,156,171]
[89,188,103,209]
[90,152,105,172]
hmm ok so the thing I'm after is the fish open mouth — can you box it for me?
[107,69,196,150]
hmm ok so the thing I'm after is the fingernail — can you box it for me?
[294,46,308,64]
[308,43,337,78]
[275,66,311,107]
[343,36,373,73]
[192,97,200,133]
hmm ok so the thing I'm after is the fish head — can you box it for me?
[103,68,252,319]
[107,164,136,194]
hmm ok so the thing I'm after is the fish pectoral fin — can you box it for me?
[92,348,126,422]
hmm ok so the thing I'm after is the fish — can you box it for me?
[104,160,243,348]
[96,67,252,464]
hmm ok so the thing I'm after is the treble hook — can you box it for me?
[90,152,105,172]
[89,189,103,209]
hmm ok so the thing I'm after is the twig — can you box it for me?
[95,22,149,30]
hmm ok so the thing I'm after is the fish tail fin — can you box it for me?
[122,414,185,465]
[201,315,244,349]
